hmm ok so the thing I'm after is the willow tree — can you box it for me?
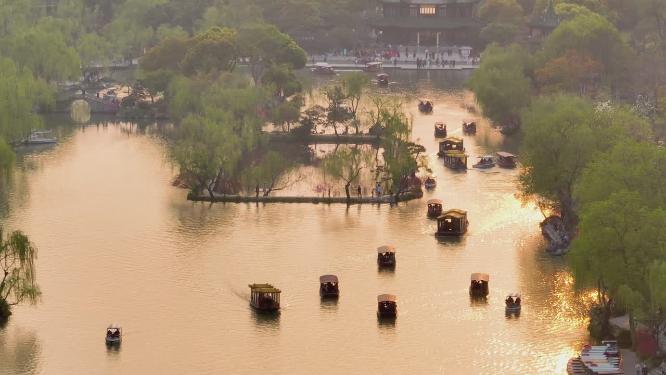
[0,228,40,322]
[323,146,372,202]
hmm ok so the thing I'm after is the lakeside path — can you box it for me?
[188,190,423,204]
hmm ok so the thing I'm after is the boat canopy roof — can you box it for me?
[496,151,516,158]
[419,98,432,103]
[377,294,397,302]
[440,209,467,218]
[377,245,396,253]
[427,199,443,205]
[443,136,463,143]
[506,293,521,298]
[377,73,389,77]
[319,275,338,284]
[479,155,494,159]
[366,61,382,66]
[107,323,121,330]
[471,273,490,282]
[314,62,332,67]
[249,283,281,293]
[435,122,445,126]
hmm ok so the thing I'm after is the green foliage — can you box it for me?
[3,26,80,82]
[181,27,238,76]
[479,0,525,44]
[0,139,15,171]
[323,146,372,200]
[340,72,369,120]
[173,114,241,198]
[243,151,295,196]
[468,44,531,129]
[540,12,632,87]
[237,23,307,84]
[518,95,636,225]
[77,32,113,67]
[0,228,41,319]
[0,58,54,145]
[569,190,666,318]
[262,64,303,98]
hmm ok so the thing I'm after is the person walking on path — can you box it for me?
[357,185,362,198]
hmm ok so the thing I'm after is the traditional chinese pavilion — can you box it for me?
[368,0,483,47]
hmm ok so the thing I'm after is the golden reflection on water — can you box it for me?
[0,75,596,374]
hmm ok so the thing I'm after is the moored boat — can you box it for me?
[24,130,57,145]
[424,176,437,190]
[364,61,383,72]
[311,62,336,75]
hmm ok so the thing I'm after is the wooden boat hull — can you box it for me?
[105,337,121,345]
[473,163,495,169]
[505,305,521,313]
[497,161,516,169]
[24,139,57,145]
[435,230,466,237]
[434,129,447,138]
[377,312,397,319]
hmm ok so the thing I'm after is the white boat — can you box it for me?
[105,324,122,345]
[24,130,57,145]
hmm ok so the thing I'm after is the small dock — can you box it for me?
[188,191,423,204]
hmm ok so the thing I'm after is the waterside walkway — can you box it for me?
[188,191,423,204]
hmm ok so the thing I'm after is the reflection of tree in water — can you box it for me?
[0,326,41,375]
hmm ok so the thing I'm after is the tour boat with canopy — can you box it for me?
[505,293,521,313]
[434,122,447,137]
[436,209,468,236]
[319,275,340,298]
[427,199,443,218]
[469,273,489,297]
[462,120,477,134]
[418,99,433,113]
[249,283,281,312]
[496,152,517,169]
[105,324,122,345]
[424,175,437,190]
[473,155,495,169]
[376,73,389,86]
[377,245,396,267]
[377,294,397,318]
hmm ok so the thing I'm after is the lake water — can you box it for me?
[0,72,592,374]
